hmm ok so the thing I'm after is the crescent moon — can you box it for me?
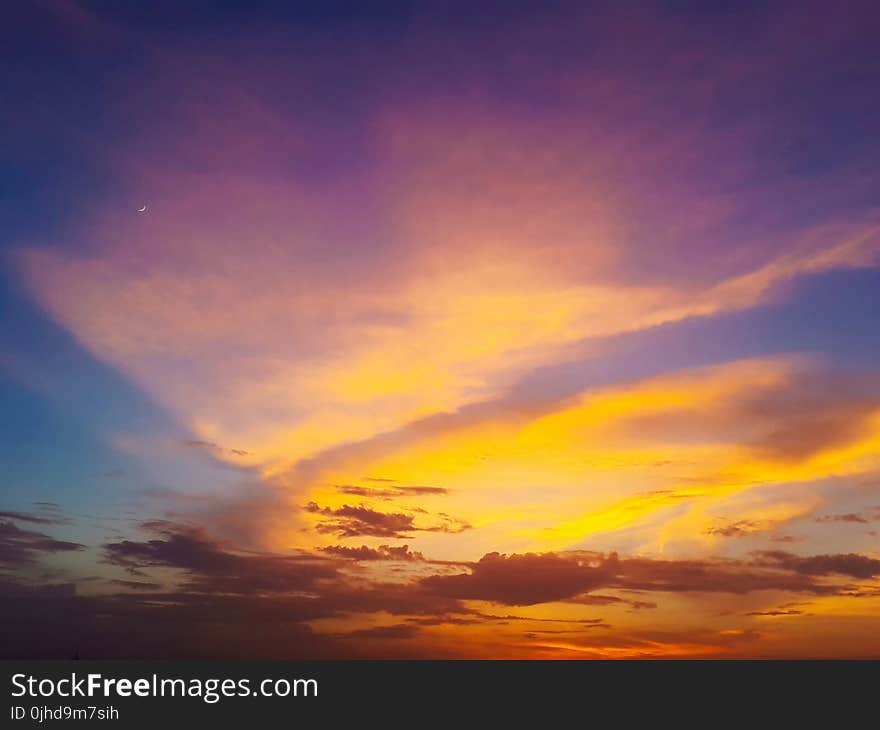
[137,205,147,213]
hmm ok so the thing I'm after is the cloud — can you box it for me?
[422,552,613,605]
[745,600,811,617]
[0,579,343,660]
[17,0,880,498]
[0,510,68,526]
[304,502,470,539]
[98,523,880,617]
[814,513,871,524]
[611,555,838,594]
[281,356,880,559]
[108,579,162,591]
[103,521,337,592]
[3,513,880,658]
[304,503,417,539]
[566,594,657,610]
[609,362,880,464]
[13,1,880,585]
[0,520,84,566]
[704,520,763,538]
[752,550,880,579]
[514,626,769,659]
[422,549,869,605]
[181,439,251,458]
[335,484,449,498]
[98,520,466,616]
[32,502,63,511]
[746,609,805,617]
[339,624,419,640]
[320,544,425,561]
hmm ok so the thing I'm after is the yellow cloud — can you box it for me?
[282,357,880,557]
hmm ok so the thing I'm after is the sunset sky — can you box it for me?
[3,0,880,658]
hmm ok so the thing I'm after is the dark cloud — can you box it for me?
[305,502,416,538]
[489,614,609,628]
[5,512,879,658]
[752,550,880,579]
[0,520,84,566]
[421,548,872,606]
[422,515,472,534]
[838,586,880,599]
[612,555,836,594]
[746,609,804,616]
[340,624,419,640]
[182,439,218,449]
[318,582,466,618]
[108,579,162,591]
[0,510,67,525]
[100,521,468,621]
[422,552,613,605]
[814,513,870,524]
[102,526,880,615]
[746,601,809,617]
[305,502,469,538]
[321,544,425,561]
[0,579,344,659]
[335,484,449,499]
[705,519,762,538]
[524,623,610,637]
[522,627,766,658]
[103,521,337,592]
[182,439,252,458]
[406,615,483,627]
[567,593,657,610]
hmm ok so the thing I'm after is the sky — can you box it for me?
[2,0,880,658]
